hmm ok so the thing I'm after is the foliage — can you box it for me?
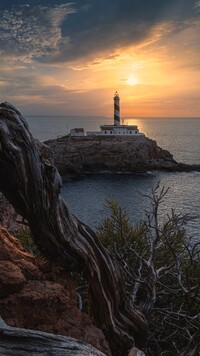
[97,184,200,355]
[13,226,44,258]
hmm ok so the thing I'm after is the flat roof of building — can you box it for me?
[100,125,138,129]
[71,128,84,132]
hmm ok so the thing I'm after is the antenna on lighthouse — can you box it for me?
[113,91,120,126]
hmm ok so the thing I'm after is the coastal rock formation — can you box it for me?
[45,136,179,180]
[1,134,199,232]
[0,225,111,355]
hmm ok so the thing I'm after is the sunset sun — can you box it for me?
[126,76,138,85]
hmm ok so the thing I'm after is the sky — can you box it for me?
[0,0,200,117]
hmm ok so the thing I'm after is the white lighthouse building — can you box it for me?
[114,91,120,126]
[70,92,144,137]
[94,91,144,136]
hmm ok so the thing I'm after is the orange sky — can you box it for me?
[0,1,199,117]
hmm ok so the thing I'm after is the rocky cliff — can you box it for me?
[1,134,199,231]
[0,225,111,355]
[45,135,179,181]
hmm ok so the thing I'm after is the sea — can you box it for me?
[26,115,200,242]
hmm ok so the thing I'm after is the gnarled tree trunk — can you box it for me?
[0,103,148,355]
[0,317,106,356]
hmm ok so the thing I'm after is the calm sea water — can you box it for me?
[26,116,200,240]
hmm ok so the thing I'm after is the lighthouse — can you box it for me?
[81,91,145,136]
[114,91,120,126]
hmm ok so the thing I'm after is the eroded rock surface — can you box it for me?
[45,136,178,180]
[0,225,111,355]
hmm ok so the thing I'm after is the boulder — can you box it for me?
[0,225,111,355]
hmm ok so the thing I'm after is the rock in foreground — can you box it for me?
[0,225,111,355]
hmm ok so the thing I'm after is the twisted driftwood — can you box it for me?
[0,317,106,356]
[0,103,148,355]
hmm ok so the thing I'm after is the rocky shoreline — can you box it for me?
[1,135,199,230]
[45,135,200,181]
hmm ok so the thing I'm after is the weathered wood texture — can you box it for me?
[0,317,106,355]
[0,103,148,355]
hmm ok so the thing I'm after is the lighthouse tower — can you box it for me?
[114,91,120,126]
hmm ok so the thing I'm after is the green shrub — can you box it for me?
[97,185,200,355]
[13,226,43,258]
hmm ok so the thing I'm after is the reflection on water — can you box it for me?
[125,117,200,164]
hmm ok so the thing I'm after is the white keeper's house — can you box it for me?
[69,128,85,136]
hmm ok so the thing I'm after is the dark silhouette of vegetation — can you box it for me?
[97,184,200,356]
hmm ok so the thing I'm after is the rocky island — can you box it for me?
[45,135,200,181]
[44,92,200,180]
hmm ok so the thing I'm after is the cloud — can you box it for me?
[0,0,199,116]
[0,3,75,63]
[1,0,199,66]
[47,0,199,64]
[194,1,200,9]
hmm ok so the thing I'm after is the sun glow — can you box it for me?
[126,76,138,85]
